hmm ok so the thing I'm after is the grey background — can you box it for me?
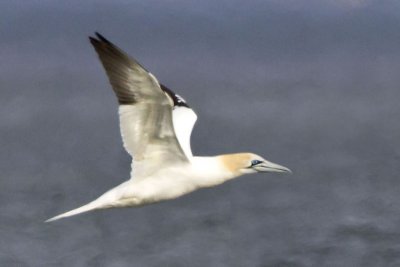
[2,0,400,266]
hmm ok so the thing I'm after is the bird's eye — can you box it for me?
[251,160,262,166]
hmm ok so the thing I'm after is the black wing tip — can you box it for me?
[88,32,112,46]
[88,36,99,45]
[160,84,190,108]
[95,32,112,44]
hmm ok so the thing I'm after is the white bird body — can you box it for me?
[47,156,236,221]
[45,33,291,222]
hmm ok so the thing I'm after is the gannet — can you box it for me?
[46,33,291,222]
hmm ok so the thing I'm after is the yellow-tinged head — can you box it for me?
[218,153,291,176]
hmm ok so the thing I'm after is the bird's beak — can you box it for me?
[254,160,292,174]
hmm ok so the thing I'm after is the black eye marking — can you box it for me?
[251,160,262,166]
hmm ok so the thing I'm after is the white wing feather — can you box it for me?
[159,84,198,159]
[172,107,197,158]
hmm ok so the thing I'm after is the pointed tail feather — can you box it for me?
[45,202,99,223]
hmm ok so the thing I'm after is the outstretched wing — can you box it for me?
[160,84,197,158]
[89,33,188,179]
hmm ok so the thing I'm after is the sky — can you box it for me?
[1,1,400,266]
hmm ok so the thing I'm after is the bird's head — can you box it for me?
[219,153,291,176]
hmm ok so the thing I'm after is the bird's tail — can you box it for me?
[45,201,99,223]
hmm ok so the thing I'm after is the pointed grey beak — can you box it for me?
[254,160,292,174]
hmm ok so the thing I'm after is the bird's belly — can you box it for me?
[127,175,198,205]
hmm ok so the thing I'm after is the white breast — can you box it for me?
[124,157,233,204]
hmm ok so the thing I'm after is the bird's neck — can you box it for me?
[191,155,243,188]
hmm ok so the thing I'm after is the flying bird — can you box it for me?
[46,33,291,222]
